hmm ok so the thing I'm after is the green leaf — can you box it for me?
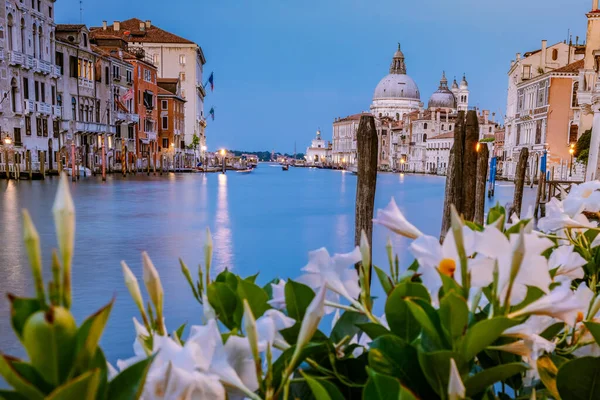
[7,296,42,340]
[0,355,44,400]
[537,355,560,399]
[236,279,270,321]
[363,367,419,400]
[10,360,53,395]
[331,311,370,343]
[279,323,328,345]
[244,273,259,283]
[46,368,101,400]
[405,299,447,350]
[0,391,29,400]
[175,323,186,341]
[418,350,463,397]
[70,300,113,376]
[272,343,326,389]
[584,321,600,345]
[302,372,345,400]
[464,362,528,397]
[557,356,600,400]
[284,280,315,321]
[439,292,469,345]
[486,203,505,227]
[356,323,391,341]
[368,335,437,399]
[385,283,430,342]
[107,354,155,400]
[206,282,238,330]
[459,317,518,361]
[374,265,394,295]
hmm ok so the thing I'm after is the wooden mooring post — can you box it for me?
[40,152,45,179]
[354,115,378,262]
[513,147,529,218]
[474,144,489,225]
[26,150,32,180]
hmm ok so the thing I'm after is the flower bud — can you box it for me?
[52,173,75,309]
[294,286,326,357]
[243,299,263,386]
[121,261,145,316]
[22,209,44,305]
[22,307,77,386]
[448,358,465,400]
[142,252,164,334]
[204,227,213,285]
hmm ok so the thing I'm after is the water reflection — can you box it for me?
[214,173,233,272]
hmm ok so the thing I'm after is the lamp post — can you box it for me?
[569,144,575,178]
[3,135,12,180]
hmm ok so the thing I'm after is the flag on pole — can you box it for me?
[209,107,215,121]
[120,87,134,102]
[208,72,214,92]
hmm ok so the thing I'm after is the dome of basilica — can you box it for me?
[372,44,420,101]
[428,72,456,109]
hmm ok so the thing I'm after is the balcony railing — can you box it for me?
[36,59,53,75]
[9,51,24,66]
[24,55,35,70]
[116,112,140,124]
[23,100,35,114]
[78,77,94,89]
[52,105,62,118]
[53,65,62,76]
[0,49,5,61]
[74,121,116,134]
[36,102,52,115]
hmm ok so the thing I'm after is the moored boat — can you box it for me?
[282,164,289,171]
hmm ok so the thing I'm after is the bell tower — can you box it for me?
[389,43,407,75]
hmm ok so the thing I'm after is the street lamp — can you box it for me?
[3,134,13,180]
[569,144,575,177]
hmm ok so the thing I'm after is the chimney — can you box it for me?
[139,22,145,31]
[145,20,151,28]
[483,110,490,123]
[541,40,547,70]
[594,0,599,11]
[516,53,521,61]
[576,35,580,46]
[102,21,107,30]
[113,21,120,31]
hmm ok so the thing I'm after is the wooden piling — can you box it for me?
[441,111,465,237]
[474,144,489,225]
[26,150,32,180]
[4,150,8,180]
[462,110,479,221]
[354,115,378,261]
[513,147,529,218]
[71,143,76,182]
[40,152,45,179]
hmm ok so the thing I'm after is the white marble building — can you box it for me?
[305,129,330,165]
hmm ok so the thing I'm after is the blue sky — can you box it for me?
[57,0,588,153]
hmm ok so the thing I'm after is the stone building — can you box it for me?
[425,131,453,174]
[89,19,207,161]
[305,129,330,166]
[0,0,61,172]
[331,113,369,166]
[157,77,185,169]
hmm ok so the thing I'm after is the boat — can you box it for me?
[236,168,253,174]
[348,165,358,175]
[64,167,92,177]
[282,164,289,171]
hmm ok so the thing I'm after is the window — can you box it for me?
[144,69,152,82]
[36,117,41,136]
[96,100,100,122]
[537,81,547,107]
[56,52,64,75]
[153,54,159,64]
[572,82,579,108]
[34,81,39,101]
[535,120,543,144]
[126,69,133,83]
[51,86,55,105]
[161,100,168,110]
[71,97,76,120]
[48,6,52,18]
[113,65,120,80]
[143,91,154,109]
[20,18,25,53]
[569,124,578,144]
[82,33,88,47]
[162,138,168,148]
[25,116,31,135]
[423,134,427,142]
[180,72,186,82]
[552,49,558,61]
[489,126,492,133]
[41,82,45,102]
[115,125,121,138]
[424,123,428,129]
[42,118,48,137]
[104,66,109,84]
[128,126,134,139]
[162,116,168,129]
[523,65,531,80]
[69,56,77,78]
[7,14,13,52]
[14,128,22,146]
[179,54,186,65]
[23,78,29,100]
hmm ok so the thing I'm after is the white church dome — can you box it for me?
[373,44,420,101]
[428,71,456,109]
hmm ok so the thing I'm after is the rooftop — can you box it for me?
[90,18,195,45]
[334,112,372,123]
[56,24,86,32]
[552,59,584,74]
[431,132,454,139]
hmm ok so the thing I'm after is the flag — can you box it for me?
[209,107,215,121]
[208,72,214,92]
[120,88,133,102]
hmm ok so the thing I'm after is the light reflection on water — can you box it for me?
[0,167,536,364]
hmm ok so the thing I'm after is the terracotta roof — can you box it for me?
[56,24,86,32]
[90,19,194,45]
[430,132,454,139]
[334,112,372,123]
[552,59,584,74]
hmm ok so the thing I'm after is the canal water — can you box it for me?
[0,165,535,364]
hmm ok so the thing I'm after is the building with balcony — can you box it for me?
[331,113,370,167]
[157,78,185,169]
[89,19,207,160]
[504,39,585,180]
[0,0,61,172]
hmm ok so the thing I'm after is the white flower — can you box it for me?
[410,227,492,304]
[475,227,553,305]
[295,286,326,354]
[296,247,361,312]
[448,358,465,400]
[202,293,216,322]
[500,315,557,360]
[267,279,286,310]
[548,245,587,282]
[509,283,593,326]
[563,181,600,215]
[255,309,295,350]
[373,198,423,239]
[211,336,258,400]
[538,198,596,232]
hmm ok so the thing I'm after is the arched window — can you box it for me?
[32,24,37,58]
[424,123,428,129]
[396,113,399,120]
[71,97,76,120]
[442,124,445,130]
[572,81,579,107]
[552,49,558,61]
[378,113,382,118]
[11,78,18,113]
[20,18,25,53]
[7,14,14,51]
[423,134,427,142]
[489,126,492,133]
